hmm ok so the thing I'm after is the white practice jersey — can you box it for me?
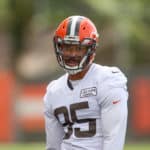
[44,63,128,150]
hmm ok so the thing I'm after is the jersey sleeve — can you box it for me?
[97,67,128,150]
[100,87,128,150]
[43,82,64,150]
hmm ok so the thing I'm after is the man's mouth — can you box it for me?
[65,60,79,66]
[64,57,81,67]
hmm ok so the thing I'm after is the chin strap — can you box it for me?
[67,78,74,90]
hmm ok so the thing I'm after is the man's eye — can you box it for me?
[76,47,81,51]
[80,46,87,50]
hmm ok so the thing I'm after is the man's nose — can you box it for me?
[68,49,78,56]
[71,50,77,56]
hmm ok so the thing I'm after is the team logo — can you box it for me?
[80,87,97,98]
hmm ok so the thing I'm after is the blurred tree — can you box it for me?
[0,0,10,29]
[9,0,34,70]
[85,0,150,69]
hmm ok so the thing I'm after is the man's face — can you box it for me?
[61,44,87,67]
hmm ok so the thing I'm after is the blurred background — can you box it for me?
[0,0,150,149]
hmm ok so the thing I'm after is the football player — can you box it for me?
[44,15,128,150]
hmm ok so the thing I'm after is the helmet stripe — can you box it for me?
[66,16,83,37]
[74,17,83,36]
[66,18,72,36]
[70,16,79,36]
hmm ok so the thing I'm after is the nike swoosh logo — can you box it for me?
[112,100,120,104]
[112,71,119,73]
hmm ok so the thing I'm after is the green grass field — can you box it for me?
[0,143,150,150]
